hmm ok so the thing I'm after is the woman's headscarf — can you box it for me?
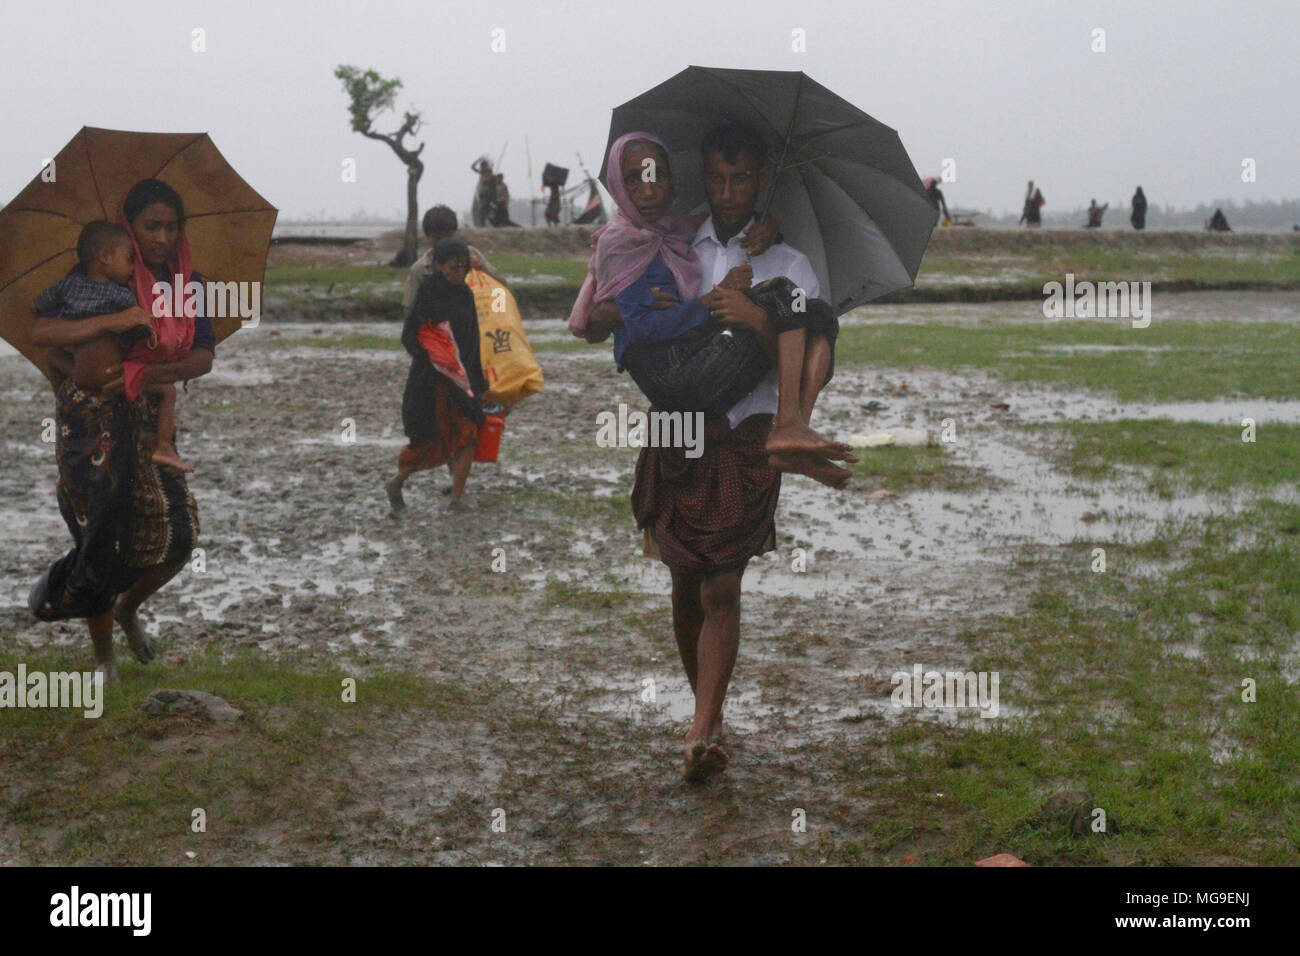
[115,180,197,401]
[116,180,195,317]
[567,131,703,337]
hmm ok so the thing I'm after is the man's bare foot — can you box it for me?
[683,741,709,782]
[385,479,405,511]
[152,443,194,473]
[768,450,853,490]
[94,661,121,686]
[766,420,857,461]
[114,605,157,663]
[683,739,730,783]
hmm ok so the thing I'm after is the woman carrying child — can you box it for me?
[28,178,217,681]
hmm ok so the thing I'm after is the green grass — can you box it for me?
[266,265,401,285]
[840,500,1300,865]
[487,253,589,283]
[919,246,1300,285]
[545,579,637,612]
[265,254,588,287]
[1041,420,1300,497]
[0,646,455,864]
[852,443,1000,492]
[835,320,1300,401]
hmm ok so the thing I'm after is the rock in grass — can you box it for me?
[142,689,242,723]
[1035,788,1112,835]
[974,853,1029,867]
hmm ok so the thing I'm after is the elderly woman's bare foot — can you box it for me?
[768,451,853,489]
[766,420,856,461]
[114,606,157,663]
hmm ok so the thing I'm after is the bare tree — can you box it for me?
[335,65,424,267]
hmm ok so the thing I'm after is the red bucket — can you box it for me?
[474,415,505,462]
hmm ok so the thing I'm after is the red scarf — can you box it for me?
[116,201,195,317]
[115,197,197,401]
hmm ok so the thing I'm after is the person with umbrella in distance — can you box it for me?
[26,179,219,681]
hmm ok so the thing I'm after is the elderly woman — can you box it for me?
[28,178,216,681]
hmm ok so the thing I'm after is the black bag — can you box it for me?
[623,319,771,415]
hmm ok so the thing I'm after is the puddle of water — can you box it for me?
[203,366,276,386]
[586,673,774,733]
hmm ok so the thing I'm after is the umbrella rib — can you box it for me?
[0,207,84,223]
[0,249,74,296]
[794,160,832,300]
[153,134,209,182]
[759,73,805,218]
[694,69,790,143]
[792,117,885,151]
[82,130,108,220]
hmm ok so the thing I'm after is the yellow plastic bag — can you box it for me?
[465,268,543,409]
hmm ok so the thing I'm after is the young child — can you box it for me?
[35,221,194,472]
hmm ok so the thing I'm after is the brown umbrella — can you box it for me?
[0,126,277,382]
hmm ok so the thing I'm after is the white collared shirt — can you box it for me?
[692,216,822,428]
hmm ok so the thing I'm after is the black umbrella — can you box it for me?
[598,66,937,314]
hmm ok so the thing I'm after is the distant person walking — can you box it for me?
[491,174,519,227]
[923,177,950,224]
[471,156,496,228]
[1019,180,1044,227]
[544,182,562,227]
[1085,199,1108,228]
[1130,187,1147,230]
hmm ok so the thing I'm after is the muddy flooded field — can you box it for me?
[2,292,1296,865]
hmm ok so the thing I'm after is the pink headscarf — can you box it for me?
[567,131,704,337]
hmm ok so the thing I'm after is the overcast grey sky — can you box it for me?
[2,0,1296,220]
